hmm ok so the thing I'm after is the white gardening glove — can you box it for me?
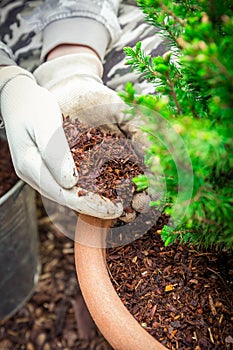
[33,53,126,131]
[0,65,123,219]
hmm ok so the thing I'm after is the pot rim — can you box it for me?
[0,179,24,206]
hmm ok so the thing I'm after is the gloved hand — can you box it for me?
[33,53,152,219]
[33,53,126,131]
[0,65,123,219]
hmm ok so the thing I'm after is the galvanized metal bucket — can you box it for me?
[0,132,39,321]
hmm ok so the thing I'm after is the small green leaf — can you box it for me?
[135,41,142,53]
[124,47,135,56]
[155,64,169,73]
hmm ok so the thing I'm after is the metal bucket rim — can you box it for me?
[0,179,24,206]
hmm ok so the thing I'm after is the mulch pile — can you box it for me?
[63,116,144,204]
[63,116,162,247]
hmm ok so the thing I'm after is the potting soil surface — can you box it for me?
[107,230,233,350]
[0,197,232,350]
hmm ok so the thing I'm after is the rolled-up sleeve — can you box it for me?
[27,0,121,61]
[0,42,16,66]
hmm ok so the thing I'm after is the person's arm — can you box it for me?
[32,0,151,221]
[32,0,124,138]
[27,0,121,62]
[30,0,123,126]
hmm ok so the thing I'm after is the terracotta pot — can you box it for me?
[74,214,167,350]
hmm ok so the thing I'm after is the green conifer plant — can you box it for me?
[120,0,233,248]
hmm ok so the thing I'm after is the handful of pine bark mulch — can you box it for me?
[63,116,151,224]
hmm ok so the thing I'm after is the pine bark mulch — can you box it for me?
[107,230,233,350]
[63,116,144,204]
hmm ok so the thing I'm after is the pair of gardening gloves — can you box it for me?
[0,53,148,220]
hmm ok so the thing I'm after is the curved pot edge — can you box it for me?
[74,214,167,350]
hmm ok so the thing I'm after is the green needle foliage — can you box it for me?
[120,0,233,249]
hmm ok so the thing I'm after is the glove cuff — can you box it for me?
[0,66,35,96]
[33,53,103,90]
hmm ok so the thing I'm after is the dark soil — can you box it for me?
[0,139,18,197]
